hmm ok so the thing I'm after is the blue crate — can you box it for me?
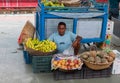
[23,51,32,64]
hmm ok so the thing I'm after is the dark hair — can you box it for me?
[58,22,66,28]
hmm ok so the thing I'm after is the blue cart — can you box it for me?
[36,0,108,43]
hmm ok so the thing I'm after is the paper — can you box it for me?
[112,50,120,74]
[76,18,102,38]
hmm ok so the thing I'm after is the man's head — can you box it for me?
[58,22,66,36]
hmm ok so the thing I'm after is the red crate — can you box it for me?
[0,0,6,7]
[18,0,37,7]
[96,0,108,3]
[8,0,18,7]
[0,0,37,8]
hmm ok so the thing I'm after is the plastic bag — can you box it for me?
[63,46,74,55]
[51,54,83,70]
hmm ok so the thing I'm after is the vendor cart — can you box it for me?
[36,0,108,43]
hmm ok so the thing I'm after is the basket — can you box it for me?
[80,45,115,70]
[82,59,113,70]
[52,54,83,72]
[25,46,57,56]
[63,2,81,7]
[61,0,81,7]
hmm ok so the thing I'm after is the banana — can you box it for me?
[25,38,57,53]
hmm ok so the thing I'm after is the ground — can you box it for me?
[0,14,120,83]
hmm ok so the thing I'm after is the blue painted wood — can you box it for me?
[35,12,39,32]
[73,19,78,34]
[40,15,45,40]
[37,12,41,36]
[81,38,102,43]
[100,5,108,41]
[38,4,106,13]
[36,31,40,40]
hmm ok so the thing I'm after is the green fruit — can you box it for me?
[51,5,56,7]
[61,3,64,7]
[49,1,54,6]
[55,4,60,7]
[44,2,49,6]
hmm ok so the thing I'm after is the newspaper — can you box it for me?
[112,50,120,74]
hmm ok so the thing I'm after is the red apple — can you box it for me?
[67,59,71,63]
[73,59,79,64]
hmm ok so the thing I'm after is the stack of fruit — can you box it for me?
[41,0,64,7]
[80,49,115,64]
[79,48,115,70]
[25,38,57,52]
[52,55,83,70]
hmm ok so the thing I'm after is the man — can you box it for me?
[48,22,82,55]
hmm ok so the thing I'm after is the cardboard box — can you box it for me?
[100,20,114,49]
[106,20,114,35]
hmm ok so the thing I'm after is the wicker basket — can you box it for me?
[25,46,57,56]
[82,58,113,70]
[52,54,83,72]
[63,2,80,7]
[80,45,114,70]
[61,0,81,7]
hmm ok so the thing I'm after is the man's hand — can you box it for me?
[76,36,82,41]
[72,41,78,48]
[72,36,82,48]
[72,36,82,55]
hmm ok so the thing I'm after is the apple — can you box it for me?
[70,62,74,66]
[67,59,72,63]
[61,65,65,69]
[73,59,79,64]
[75,64,79,68]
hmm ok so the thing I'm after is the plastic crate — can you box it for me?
[0,0,37,8]
[32,55,52,73]
[96,0,108,3]
[83,64,113,79]
[23,51,32,64]
[53,69,84,80]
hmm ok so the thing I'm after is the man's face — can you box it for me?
[58,25,66,36]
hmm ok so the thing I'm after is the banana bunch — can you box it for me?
[25,38,57,52]
[42,0,64,7]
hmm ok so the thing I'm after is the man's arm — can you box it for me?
[72,35,82,55]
